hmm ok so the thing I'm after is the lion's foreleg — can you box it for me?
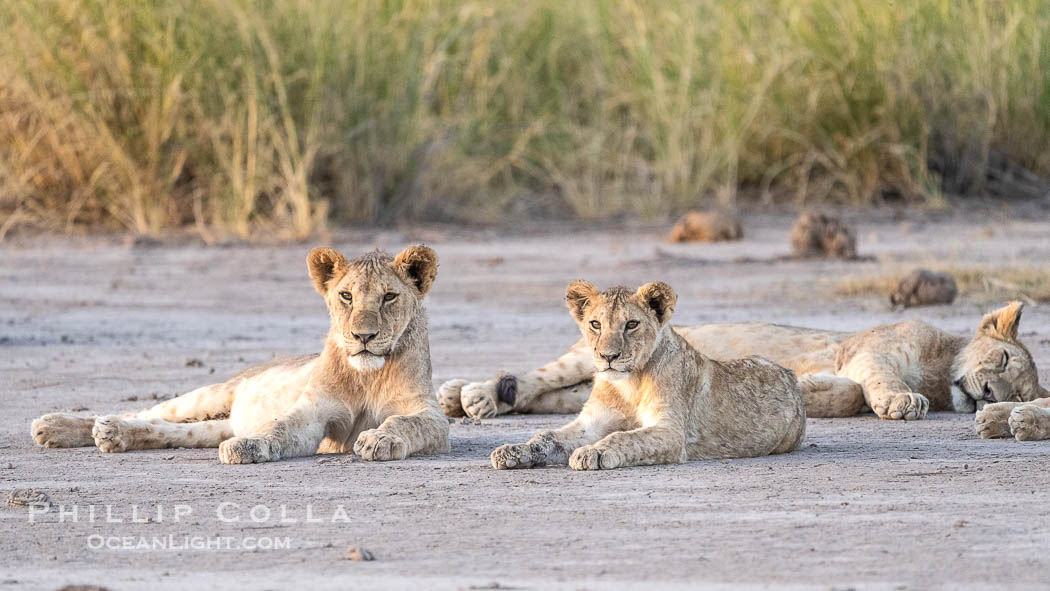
[976,401,1023,438]
[1009,401,1050,441]
[839,352,929,420]
[490,400,625,469]
[355,402,451,461]
[92,417,233,453]
[569,424,686,470]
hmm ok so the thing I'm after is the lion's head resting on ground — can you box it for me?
[565,280,677,380]
[952,301,1045,411]
[308,245,438,371]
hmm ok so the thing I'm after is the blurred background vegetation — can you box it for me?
[1,0,1048,240]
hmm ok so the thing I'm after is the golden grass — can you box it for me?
[1,1,1050,238]
[837,266,1050,304]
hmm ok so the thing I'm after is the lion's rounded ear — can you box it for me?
[979,300,1024,341]
[307,247,348,295]
[635,281,677,325]
[392,245,439,296]
[565,280,599,322]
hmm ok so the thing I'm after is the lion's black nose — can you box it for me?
[599,352,620,363]
[352,332,377,344]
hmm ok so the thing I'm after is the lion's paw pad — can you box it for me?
[874,392,929,421]
[461,383,499,419]
[975,406,1013,439]
[354,430,408,461]
[569,445,622,471]
[31,413,95,448]
[437,379,469,418]
[219,437,273,464]
[92,416,132,453]
[490,443,540,470]
[1010,406,1050,441]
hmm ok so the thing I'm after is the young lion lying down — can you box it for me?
[490,281,806,470]
[31,245,450,464]
[444,301,1045,422]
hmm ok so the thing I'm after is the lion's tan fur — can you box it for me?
[789,211,857,259]
[668,211,742,243]
[890,269,958,308]
[441,301,1045,422]
[489,281,806,470]
[31,246,450,464]
[972,302,1050,441]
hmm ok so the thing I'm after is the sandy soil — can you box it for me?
[3,211,1050,590]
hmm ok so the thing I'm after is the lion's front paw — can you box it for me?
[490,443,543,470]
[219,437,274,464]
[437,379,469,418]
[1010,406,1050,441]
[461,382,501,419]
[92,416,134,453]
[568,445,623,471]
[31,413,96,448]
[975,403,1014,439]
[353,429,408,461]
[873,392,929,420]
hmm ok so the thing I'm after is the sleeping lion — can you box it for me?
[442,301,1045,421]
[490,280,805,470]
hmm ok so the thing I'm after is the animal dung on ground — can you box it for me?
[7,488,50,509]
[668,211,743,243]
[890,269,958,308]
[789,211,857,259]
[347,546,375,561]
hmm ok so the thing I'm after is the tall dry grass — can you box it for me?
[1,0,1048,239]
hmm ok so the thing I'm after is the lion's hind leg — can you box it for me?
[798,373,865,418]
[521,382,591,414]
[93,417,233,453]
[32,381,235,449]
[446,340,594,419]
[131,382,235,423]
[31,414,96,448]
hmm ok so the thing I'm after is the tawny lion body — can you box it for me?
[31,246,450,464]
[490,281,805,471]
[443,302,1045,421]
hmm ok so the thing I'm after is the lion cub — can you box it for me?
[31,245,450,464]
[490,281,806,470]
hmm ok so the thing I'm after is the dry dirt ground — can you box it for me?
[3,212,1050,590]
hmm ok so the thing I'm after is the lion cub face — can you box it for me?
[565,280,677,378]
[307,245,438,371]
[953,301,1041,407]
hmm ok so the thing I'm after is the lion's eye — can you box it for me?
[625,320,640,330]
[1001,351,1010,369]
[589,320,601,331]
[384,292,398,302]
[339,291,352,303]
